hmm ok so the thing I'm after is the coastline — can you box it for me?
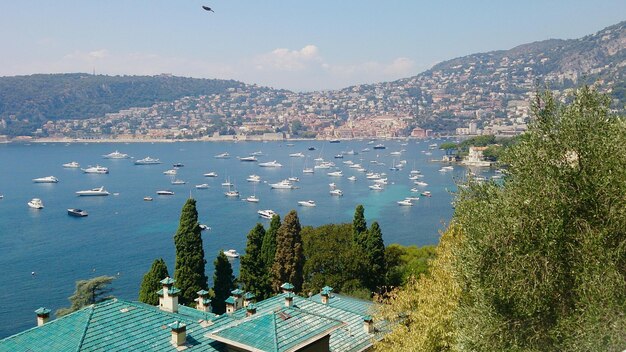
[8,136,443,144]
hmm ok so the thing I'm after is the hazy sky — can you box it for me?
[0,1,624,92]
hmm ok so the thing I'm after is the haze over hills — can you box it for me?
[0,21,624,138]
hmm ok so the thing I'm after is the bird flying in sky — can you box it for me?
[202,6,214,12]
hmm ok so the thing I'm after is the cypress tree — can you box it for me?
[138,258,169,305]
[364,221,386,291]
[239,223,266,298]
[173,198,208,305]
[353,204,367,243]
[260,214,281,270]
[271,210,305,293]
[212,250,235,314]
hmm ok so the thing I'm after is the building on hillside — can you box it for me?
[1,278,387,351]
[461,146,492,167]
[410,127,432,138]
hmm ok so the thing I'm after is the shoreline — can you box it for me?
[6,136,448,144]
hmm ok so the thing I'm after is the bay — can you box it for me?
[0,139,489,338]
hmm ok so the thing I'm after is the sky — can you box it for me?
[0,1,624,92]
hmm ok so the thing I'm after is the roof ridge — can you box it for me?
[75,304,96,352]
[271,310,279,352]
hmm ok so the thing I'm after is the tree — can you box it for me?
[352,205,367,243]
[260,214,281,271]
[212,250,235,315]
[138,258,169,305]
[173,198,208,305]
[453,87,626,351]
[56,276,115,317]
[239,223,267,298]
[363,222,386,291]
[271,210,305,293]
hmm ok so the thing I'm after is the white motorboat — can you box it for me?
[314,162,333,169]
[373,144,386,150]
[329,182,336,188]
[156,190,174,195]
[258,160,282,167]
[144,196,154,201]
[247,175,261,182]
[257,209,277,219]
[195,183,210,189]
[76,186,110,196]
[214,152,230,159]
[270,180,294,189]
[373,178,388,184]
[366,173,381,179]
[223,249,240,258]
[329,189,343,196]
[361,148,370,152]
[171,179,186,185]
[28,198,44,209]
[245,195,260,203]
[298,200,316,207]
[82,165,109,174]
[199,224,211,231]
[421,191,432,197]
[173,163,184,168]
[163,169,177,175]
[204,172,218,177]
[67,208,88,217]
[289,152,305,158]
[33,176,59,183]
[397,199,413,206]
[410,169,421,174]
[135,157,162,165]
[327,171,343,177]
[288,177,300,182]
[410,188,419,193]
[225,190,240,197]
[250,151,263,156]
[406,196,420,201]
[347,176,357,181]
[414,181,428,187]
[238,156,257,162]
[103,150,129,159]
[63,161,80,168]
[303,168,315,174]
[369,184,384,191]
[390,151,402,156]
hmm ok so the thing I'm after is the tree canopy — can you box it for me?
[271,210,304,293]
[212,250,235,315]
[239,223,269,299]
[56,276,115,317]
[138,258,169,306]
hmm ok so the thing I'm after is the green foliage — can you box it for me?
[56,276,115,317]
[301,224,368,295]
[173,198,208,305]
[212,251,235,315]
[260,214,281,272]
[239,223,270,299]
[385,244,437,287]
[352,204,367,243]
[453,87,626,351]
[138,258,169,306]
[363,222,386,291]
[271,210,305,293]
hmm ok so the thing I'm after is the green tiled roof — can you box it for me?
[280,282,294,291]
[197,289,210,296]
[168,286,181,295]
[224,296,236,305]
[160,277,176,285]
[243,292,256,300]
[34,307,51,315]
[231,288,244,296]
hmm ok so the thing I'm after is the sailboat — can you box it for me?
[245,183,259,203]
[225,182,239,198]
[303,156,314,174]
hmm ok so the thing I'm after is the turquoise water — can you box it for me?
[0,140,488,337]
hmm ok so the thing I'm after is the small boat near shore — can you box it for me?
[67,208,88,217]
[258,209,277,219]
[103,150,129,159]
[224,249,240,258]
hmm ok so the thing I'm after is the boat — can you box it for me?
[76,186,110,196]
[329,139,340,143]
[203,172,218,177]
[238,156,257,162]
[373,144,386,150]
[308,147,316,151]
[345,150,357,155]
[369,184,384,191]
[199,224,211,231]
[250,151,263,156]
[373,178,388,184]
[414,181,428,187]
[134,157,162,165]
[366,173,381,179]
[361,148,370,152]
[270,180,294,189]
[27,198,44,209]
[421,191,432,197]
[144,196,154,201]
[406,196,420,201]
[62,161,80,168]
[303,168,315,174]
[329,189,343,196]
[163,169,177,175]
[82,165,109,174]
[258,160,282,167]
[32,176,59,183]
[328,182,336,188]
[258,209,277,219]
[247,174,261,182]
[103,150,129,159]
[195,183,210,189]
[390,151,402,156]
[397,199,413,206]
[327,171,343,177]
[298,200,316,207]
[288,177,300,182]
[334,154,344,159]
[171,179,186,185]
[314,161,333,169]
[156,190,174,195]
[173,163,184,168]
[245,195,260,203]
[224,183,239,197]
[347,176,357,181]
[410,188,419,193]
[214,152,230,159]
[221,180,234,187]
[289,152,305,158]
[223,249,240,258]
[67,208,88,217]
[410,169,421,174]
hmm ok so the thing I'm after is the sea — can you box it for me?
[0,139,495,338]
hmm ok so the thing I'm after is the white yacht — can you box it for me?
[414,181,428,187]
[28,198,44,209]
[214,152,230,159]
[369,184,384,191]
[103,150,129,159]
[250,151,263,156]
[195,183,210,189]
[171,179,186,185]
[289,152,305,158]
[421,191,432,197]
[302,168,315,174]
[135,157,162,165]
[76,186,110,196]
[288,176,300,182]
[328,182,336,188]
[163,169,177,175]
[327,171,343,177]
[238,156,257,162]
[247,174,261,182]
[270,180,294,189]
[82,165,109,174]
[204,172,218,177]
[245,195,260,203]
[314,161,334,169]
[397,199,413,206]
[199,224,211,231]
[347,176,357,181]
[223,249,240,258]
[258,160,282,167]
[62,161,80,168]
[257,209,277,219]
[156,190,174,195]
[373,178,388,184]
[298,200,316,207]
[390,151,402,156]
[67,208,88,217]
[224,184,239,197]
[32,176,59,183]
[366,173,381,179]
[329,189,344,196]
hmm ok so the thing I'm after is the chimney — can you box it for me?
[363,316,374,334]
[157,277,181,313]
[168,321,186,347]
[35,307,51,326]
[280,282,294,294]
[243,292,256,307]
[230,289,244,309]
[195,289,212,312]
[320,286,333,304]
[246,303,257,317]
[225,296,236,314]
[284,292,295,307]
